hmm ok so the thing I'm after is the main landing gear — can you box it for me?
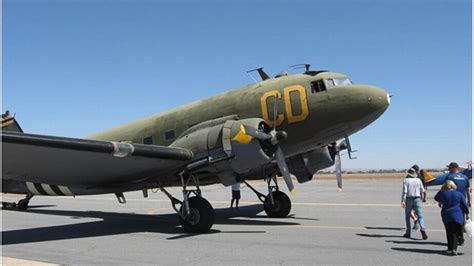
[159,174,214,233]
[2,194,34,211]
[243,176,291,218]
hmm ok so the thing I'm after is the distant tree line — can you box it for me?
[319,169,444,174]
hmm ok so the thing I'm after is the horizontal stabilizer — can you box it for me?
[2,111,23,132]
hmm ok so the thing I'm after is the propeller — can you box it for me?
[270,94,294,195]
[240,93,294,194]
[235,92,294,195]
[240,125,272,141]
[335,152,342,191]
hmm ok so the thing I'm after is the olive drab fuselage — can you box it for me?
[89,71,389,174]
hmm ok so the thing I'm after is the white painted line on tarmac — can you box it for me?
[275,225,445,232]
[7,196,442,208]
[2,257,59,265]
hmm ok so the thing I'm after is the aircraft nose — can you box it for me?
[343,84,390,130]
[365,85,390,113]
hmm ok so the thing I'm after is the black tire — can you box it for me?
[264,191,291,218]
[179,197,214,233]
[17,199,29,211]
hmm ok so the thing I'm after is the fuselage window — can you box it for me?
[165,130,176,140]
[311,80,326,93]
[143,136,153,145]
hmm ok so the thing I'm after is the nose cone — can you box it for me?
[366,85,390,115]
[340,84,390,134]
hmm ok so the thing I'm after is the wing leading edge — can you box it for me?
[2,131,193,194]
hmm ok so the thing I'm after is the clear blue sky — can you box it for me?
[3,0,472,169]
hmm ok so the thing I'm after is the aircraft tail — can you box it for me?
[420,169,436,183]
[2,110,24,133]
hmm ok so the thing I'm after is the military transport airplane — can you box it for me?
[2,65,390,233]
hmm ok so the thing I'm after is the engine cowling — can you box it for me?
[287,147,335,183]
[170,118,273,185]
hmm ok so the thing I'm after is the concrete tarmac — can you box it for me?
[2,179,472,265]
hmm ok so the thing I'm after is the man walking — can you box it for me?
[446,162,471,245]
[446,162,471,207]
[401,167,428,239]
[410,164,426,231]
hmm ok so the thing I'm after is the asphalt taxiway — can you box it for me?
[2,178,472,265]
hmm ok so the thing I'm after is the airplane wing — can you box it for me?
[2,131,193,192]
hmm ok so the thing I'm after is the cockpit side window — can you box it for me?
[324,79,335,88]
[311,80,326,93]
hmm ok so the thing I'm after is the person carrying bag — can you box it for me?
[464,216,472,238]
[434,180,470,256]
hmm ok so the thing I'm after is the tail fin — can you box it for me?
[420,169,435,183]
[2,110,24,132]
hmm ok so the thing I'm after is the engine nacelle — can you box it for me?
[171,118,272,186]
[287,147,335,183]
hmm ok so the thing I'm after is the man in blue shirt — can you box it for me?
[446,162,471,246]
[446,162,471,207]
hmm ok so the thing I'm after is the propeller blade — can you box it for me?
[335,152,343,191]
[275,146,295,195]
[272,93,278,130]
[242,125,272,141]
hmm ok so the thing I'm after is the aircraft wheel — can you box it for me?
[264,191,291,218]
[17,199,29,211]
[179,196,214,233]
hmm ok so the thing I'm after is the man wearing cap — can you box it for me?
[446,162,471,206]
[410,164,426,231]
[401,167,428,239]
[446,162,471,245]
[412,164,427,201]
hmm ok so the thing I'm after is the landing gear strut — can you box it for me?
[243,176,291,218]
[159,173,214,233]
[2,194,34,211]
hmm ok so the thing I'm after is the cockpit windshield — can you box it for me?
[333,78,352,86]
[311,77,353,94]
[324,78,352,88]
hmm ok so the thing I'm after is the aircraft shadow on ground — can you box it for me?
[2,204,300,244]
